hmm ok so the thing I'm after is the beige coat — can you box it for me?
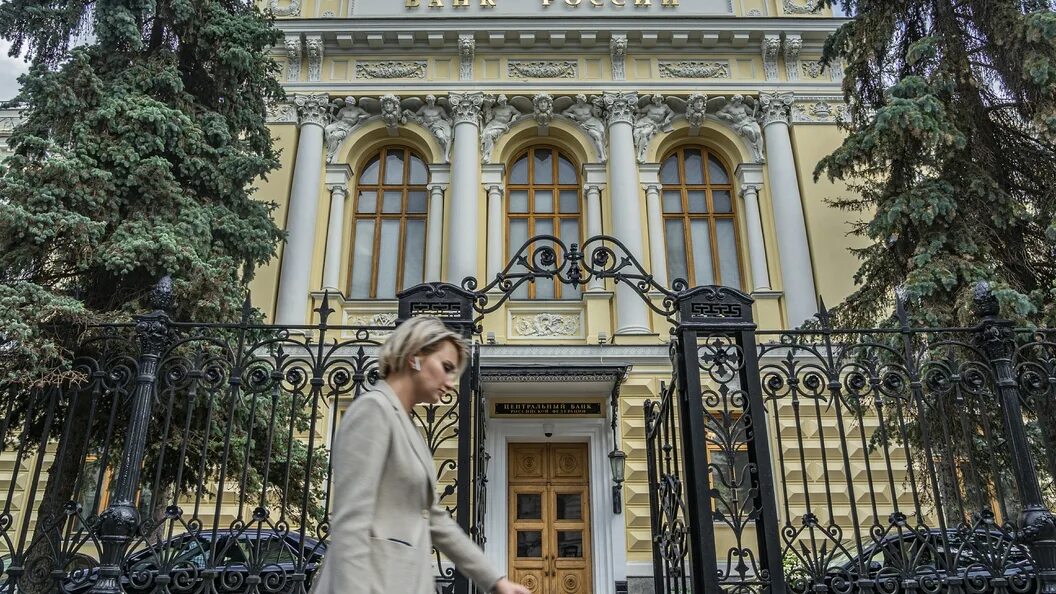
[310,380,502,594]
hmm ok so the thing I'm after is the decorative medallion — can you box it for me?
[346,312,398,333]
[508,60,578,79]
[658,61,730,79]
[513,313,580,337]
[265,101,298,124]
[356,61,427,79]
[269,0,301,16]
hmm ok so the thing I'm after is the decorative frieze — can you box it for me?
[284,35,302,82]
[306,36,324,82]
[512,313,581,338]
[458,34,475,81]
[356,61,427,79]
[265,101,297,124]
[345,312,397,337]
[269,0,301,16]
[791,98,849,123]
[508,60,577,79]
[610,35,628,81]
[783,0,822,14]
[657,60,730,79]
[762,35,782,81]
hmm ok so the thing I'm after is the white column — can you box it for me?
[602,92,652,335]
[276,93,330,325]
[446,92,484,285]
[482,164,506,284]
[735,163,771,292]
[760,91,818,326]
[583,184,605,291]
[582,164,607,292]
[322,170,350,292]
[639,163,668,288]
[425,165,450,283]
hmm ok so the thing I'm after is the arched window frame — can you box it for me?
[347,146,429,299]
[659,146,746,290]
[506,145,583,300]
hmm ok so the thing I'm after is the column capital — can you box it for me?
[448,92,485,126]
[759,91,795,127]
[327,184,349,198]
[739,183,762,198]
[293,93,331,128]
[601,91,639,126]
[642,182,663,194]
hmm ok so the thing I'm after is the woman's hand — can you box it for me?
[492,577,531,594]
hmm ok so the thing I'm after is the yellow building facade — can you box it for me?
[254,2,871,593]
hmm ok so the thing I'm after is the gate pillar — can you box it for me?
[398,283,478,594]
[672,286,786,594]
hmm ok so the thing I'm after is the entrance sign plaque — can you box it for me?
[495,402,604,416]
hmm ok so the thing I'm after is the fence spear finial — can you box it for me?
[972,280,1000,319]
[148,275,175,313]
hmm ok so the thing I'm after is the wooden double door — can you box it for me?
[508,443,593,594]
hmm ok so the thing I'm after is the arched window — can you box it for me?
[660,147,743,289]
[507,146,582,300]
[348,147,429,299]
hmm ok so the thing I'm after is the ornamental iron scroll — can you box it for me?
[461,234,686,331]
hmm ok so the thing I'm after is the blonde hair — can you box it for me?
[378,316,470,378]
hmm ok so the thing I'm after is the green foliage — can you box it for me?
[818,0,1056,328]
[0,0,285,386]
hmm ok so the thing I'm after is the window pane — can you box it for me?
[557,531,583,558]
[510,157,529,184]
[660,156,680,184]
[683,149,704,184]
[713,190,732,213]
[534,190,554,214]
[533,150,553,184]
[517,531,542,558]
[665,219,689,284]
[376,220,400,298]
[408,155,428,184]
[556,493,582,520]
[361,157,380,184]
[517,494,542,520]
[558,156,576,184]
[407,191,427,213]
[357,191,376,213]
[690,219,715,285]
[662,191,682,214]
[509,219,529,299]
[559,190,579,214]
[687,190,707,214]
[560,219,581,299]
[384,150,404,184]
[350,220,375,299]
[402,219,426,289]
[708,155,730,184]
[381,191,402,214]
[534,219,555,299]
[509,190,529,214]
[716,219,741,289]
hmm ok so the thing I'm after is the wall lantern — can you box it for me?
[608,448,626,514]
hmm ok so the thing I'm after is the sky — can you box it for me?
[0,39,29,102]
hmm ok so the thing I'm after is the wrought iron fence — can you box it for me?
[0,287,485,594]
[646,284,1056,594]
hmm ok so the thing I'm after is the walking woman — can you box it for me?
[311,317,530,594]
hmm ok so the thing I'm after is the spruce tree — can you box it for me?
[817,0,1056,328]
[0,0,299,588]
[816,0,1056,517]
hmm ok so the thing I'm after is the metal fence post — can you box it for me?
[91,277,173,594]
[973,282,1056,593]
